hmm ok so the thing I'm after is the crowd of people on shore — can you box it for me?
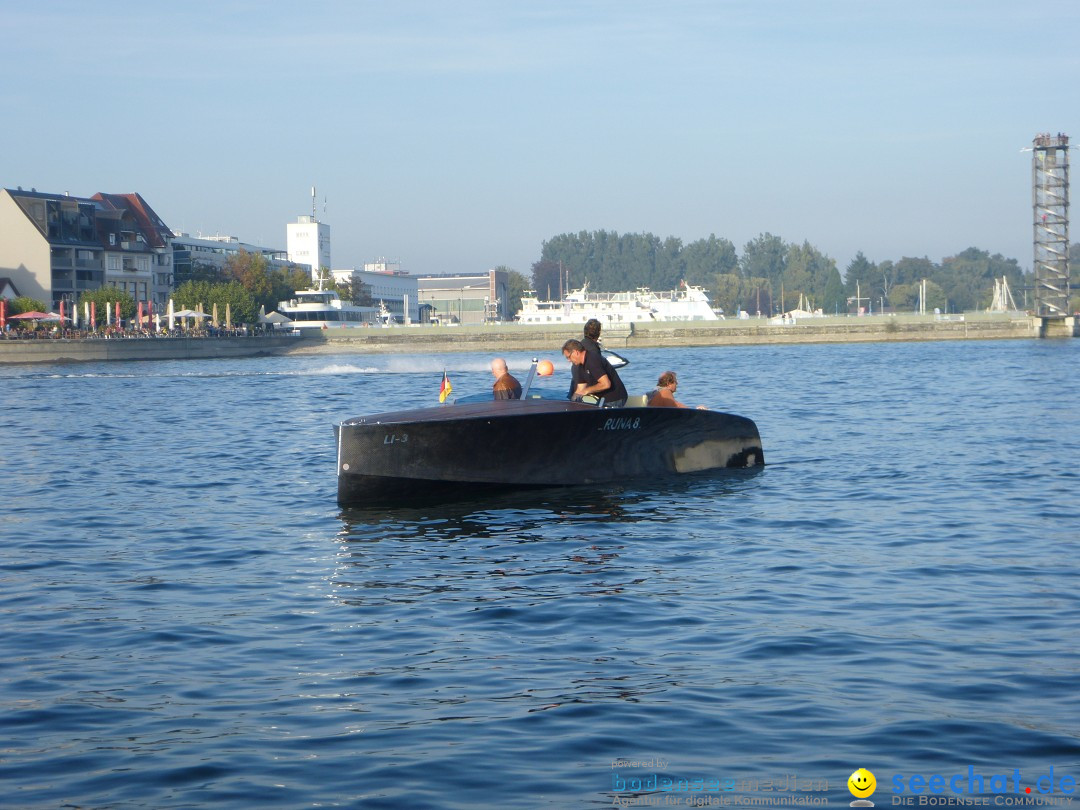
[0,324,277,341]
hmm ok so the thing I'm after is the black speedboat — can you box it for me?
[335,359,764,507]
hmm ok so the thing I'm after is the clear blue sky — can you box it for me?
[3,0,1076,278]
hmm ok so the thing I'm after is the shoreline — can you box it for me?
[0,334,301,365]
[0,313,1057,364]
[287,312,1040,356]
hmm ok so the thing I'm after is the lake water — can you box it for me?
[1,339,1078,809]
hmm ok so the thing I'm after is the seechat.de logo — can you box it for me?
[849,768,877,807]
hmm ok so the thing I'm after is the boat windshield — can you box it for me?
[453,387,573,405]
[296,292,336,304]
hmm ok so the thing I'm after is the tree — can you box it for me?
[820,273,844,314]
[220,249,311,313]
[656,235,685,289]
[844,252,877,294]
[224,249,273,305]
[710,274,743,317]
[336,279,373,307]
[496,266,530,318]
[189,261,227,284]
[8,296,47,315]
[173,280,257,324]
[540,230,688,293]
[890,280,947,312]
[740,233,786,281]
[936,248,1023,312]
[77,286,136,324]
[740,233,787,312]
[780,242,815,309]
[681,235,738,286]
[739,276,773,317]
[892,256,938,288]
[531,259,564,300]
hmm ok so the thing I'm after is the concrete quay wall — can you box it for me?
[0,315,1040,364]
[0,335,303,365]
[288,314,1038,355]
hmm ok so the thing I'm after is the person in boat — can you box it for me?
[648,371,707,410]
[490,357,522,400]
[567,318,604,399]
[562,338,628,407]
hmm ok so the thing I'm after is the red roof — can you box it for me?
[92,192,173,249]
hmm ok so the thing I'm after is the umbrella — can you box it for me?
[173,309,211,318]
[40,312,70,322]
[260,311,291,325]
[212,303,219,328]
[9,311,50,320]
[225,303,231,329]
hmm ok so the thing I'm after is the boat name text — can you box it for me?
[600,417,641,431]
[383,433,408,444]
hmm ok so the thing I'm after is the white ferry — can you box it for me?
[516,281,722,325]
[277,288,372,329]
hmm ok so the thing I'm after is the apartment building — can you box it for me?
[0,188,173,310]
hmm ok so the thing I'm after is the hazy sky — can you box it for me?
[3,1,1076,278]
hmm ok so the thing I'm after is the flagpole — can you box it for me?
[439,369,453,404]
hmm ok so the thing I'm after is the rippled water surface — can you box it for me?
[1,340,1078,808]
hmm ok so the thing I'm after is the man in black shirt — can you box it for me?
[562,338,628,407]
[568,318,604,399]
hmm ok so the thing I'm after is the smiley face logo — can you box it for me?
[848,768,877,799]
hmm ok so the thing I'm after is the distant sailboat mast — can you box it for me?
[988,276,1017,312]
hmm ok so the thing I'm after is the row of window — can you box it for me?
[288,311,365,322]
[106,255,151,272]
[111,281,150,299]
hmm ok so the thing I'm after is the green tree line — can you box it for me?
[183,250,315,319]
[529,230,1058,316]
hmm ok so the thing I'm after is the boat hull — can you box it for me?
[336,399,763,507]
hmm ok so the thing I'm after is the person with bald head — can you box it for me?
[490,357,522,400]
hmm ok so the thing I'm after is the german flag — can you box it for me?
[439,371,452,403]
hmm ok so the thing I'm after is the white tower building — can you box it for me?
[286,188,331,282]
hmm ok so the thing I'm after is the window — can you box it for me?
[47,201,61,239]
[78,204,95,241]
